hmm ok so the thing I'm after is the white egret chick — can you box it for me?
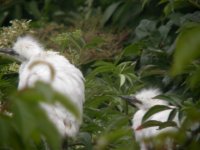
[120,88,179,150]
[0,36,85,138]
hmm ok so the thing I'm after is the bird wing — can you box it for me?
[133,109,179,140]
[18,52,84,137]
[132,110,146,141]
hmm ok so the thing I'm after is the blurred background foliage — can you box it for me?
[0,0,200,149]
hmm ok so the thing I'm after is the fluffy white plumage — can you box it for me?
[129,88,179,150]
[13,36,85,137]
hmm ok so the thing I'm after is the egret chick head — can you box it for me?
[135,88,168,109]
[13,36,44,60]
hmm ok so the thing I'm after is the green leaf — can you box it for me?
[189,67,200,89]
[54,92,81,121]
[10,89,62,150]
[158,21,172,40]
[101,1,122,26]
[154,95,182,107]
[158,121,178,129]
[119,74,126,87]
[135,19,157,39]
[140,65,166,77]
[77,132,93,150]
[96,128,131,149]
[167,109,177,121]
[141,0,149,8]
[106,115,129,131]
[178,110,184,123]
[163,1,190,15]
[34,82,81,121]
[0,11,8,26]
[142,105,170,122]
[123,42,142,57]
[0,115,13,146]
[27,1,41,19]
[139,120,163,129]
[88,61,119,78]
[139,120,177,130]
[171,24,200,75]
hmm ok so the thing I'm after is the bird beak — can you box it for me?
[0,48,23,62]
[119,95,142,107]
[0,48,19,56]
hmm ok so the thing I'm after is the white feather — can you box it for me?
[131,88,179,150]
[13,36,85,137]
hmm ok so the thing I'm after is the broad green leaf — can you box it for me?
[189,67,200,89]
[28,1,41,18]
[0,11,8,26]
[96,128,131,150]
[88,61,119,78]
[10,91,62,150]
[142,105,170,122]
[106,115,129,131]
[158,21,172,40]
[155,95,182,107]
[112,1,142,28]
[94,60,117,67]
[0,55,18,64]
[119,74,126,87]
[139,120,163,129]
[54,92,81,121]
[11,82,81,134]
[123,42,142,57]
[101,1,122,26]
[90,65,117,76]
[77,132,93,150]
[163,1,190,16]
[141,0,149,8]
[0,115,13,145]
[135,19,157,39]
[158,121,178,129]
[86,95,110,108]
[184,106,200,121]
[124,73,140,85]
[140,120,177,130]
[11,98,38,139]
[140,65,166,77]
[178,110,184,123]
[171,24,200,75]
[168,109,177,121]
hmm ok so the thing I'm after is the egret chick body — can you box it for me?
[12,36,85,137]
[121,88,179,150]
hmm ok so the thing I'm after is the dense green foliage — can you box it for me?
[0,0,200,149]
